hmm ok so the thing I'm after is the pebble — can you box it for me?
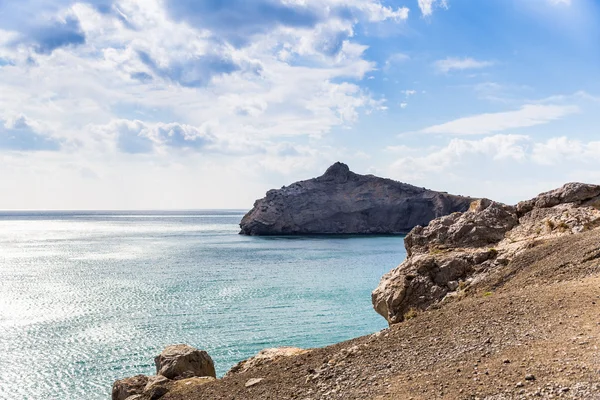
[245,378,264,388]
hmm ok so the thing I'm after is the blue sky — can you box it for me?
[0,0,598,209]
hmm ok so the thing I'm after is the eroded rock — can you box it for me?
[373,182,600,324]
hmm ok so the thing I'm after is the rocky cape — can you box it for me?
[114,182,600,399]
[239,162,474,235]
[372,182,600,325]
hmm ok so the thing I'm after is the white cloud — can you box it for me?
[400,102,408,108]
[434,57,494,73]
[0,0,401,209]
[418,0,448,17]
[402,89,417,97]
[387,133,600,203]
[419,104,579,135]
[532,137,600,165]
[391,134,529,179]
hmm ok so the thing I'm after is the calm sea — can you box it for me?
[0,211,406,399]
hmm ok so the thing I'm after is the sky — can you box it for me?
[0,0,599,210]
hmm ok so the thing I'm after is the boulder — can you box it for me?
[154,344,216,380]
[112,375,149,400]
[240,162,474,235]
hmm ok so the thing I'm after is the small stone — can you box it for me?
[525,374,536,381]
[516,382,525,388]
[245,378,264,388]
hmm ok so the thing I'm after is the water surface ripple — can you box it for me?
[0,211,405,399]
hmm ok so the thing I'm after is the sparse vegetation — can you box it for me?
[403,308,420,321]
[429,247,444,255]
[483,291,493,297]
[557,221,569,232]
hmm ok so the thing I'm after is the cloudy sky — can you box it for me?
[0,0,598,210]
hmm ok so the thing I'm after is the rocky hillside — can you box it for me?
[239,162,474,235]
[114,182,600,400]
[372,182,600,324]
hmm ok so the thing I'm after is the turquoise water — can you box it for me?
[0,211,405,399]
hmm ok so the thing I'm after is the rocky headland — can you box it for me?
[239,162,474,235]
[115,182,600,399]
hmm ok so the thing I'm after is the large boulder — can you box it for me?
[154,344,216,380]
[373,182,600,325]
[240,162,474,235]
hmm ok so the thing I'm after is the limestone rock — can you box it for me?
[404,200,518,256]
[373,182,600,324]
[517,182,600,215]
[154,344,216,380]
[226,347,307,376]
[240,162,474,235]
[112,375,149,400]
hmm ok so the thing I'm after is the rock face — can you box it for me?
[372,182,600,324]
[240,162,474,235]
[112,345,216,400]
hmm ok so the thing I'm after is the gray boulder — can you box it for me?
[240,162,474,235]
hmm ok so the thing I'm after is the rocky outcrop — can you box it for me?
[240,162,474,235]
[226,347,308,376]
[112,345,216,400]
[372,182,600,324]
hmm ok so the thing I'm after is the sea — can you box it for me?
[0,211,406,399]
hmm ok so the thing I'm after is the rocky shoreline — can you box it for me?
[114,182,600,399]
[372,182,600,325]
[239,162,474,236]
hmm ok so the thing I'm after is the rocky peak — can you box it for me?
[317,162,354,184]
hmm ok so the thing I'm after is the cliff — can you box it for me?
[372,182,600,324]
[239,162,474,235]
